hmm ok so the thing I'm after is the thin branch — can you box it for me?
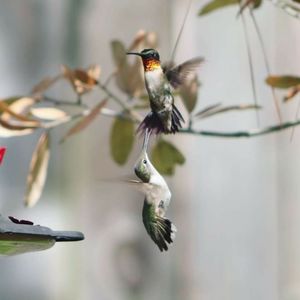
[180,119,300,137]
[240,7,260,126]
[249,9,282,123]
[170,0,193,62]
[98,82,142,122]
[43,96,88,108]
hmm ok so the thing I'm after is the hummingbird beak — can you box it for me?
[126,52,142,57]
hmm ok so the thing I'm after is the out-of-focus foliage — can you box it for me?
[199,0,239,16]
[151,140,185,175]
[110,118,135,165]
[25,133,50,207]
[198,0,262,16]
[266,75,300,89]
[61,99,108,143]
[266,75,300,102]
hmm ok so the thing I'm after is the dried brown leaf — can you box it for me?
[62,64,100,95]
[30,107,67,120]
[25,132,50,207]
[1,97,36,121]
[0,98,38,125]
[61,99,108,143]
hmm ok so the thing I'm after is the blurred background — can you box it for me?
[0,0,300,299]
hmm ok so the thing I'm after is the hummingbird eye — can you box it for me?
[143,159,147,164]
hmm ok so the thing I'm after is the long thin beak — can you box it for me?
[126,52,142,56]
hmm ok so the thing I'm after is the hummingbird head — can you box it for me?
[134,151,151,183]
[126,49,161,72]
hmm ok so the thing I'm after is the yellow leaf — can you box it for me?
[25,132,50,207]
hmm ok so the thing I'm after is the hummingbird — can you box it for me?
[126,48,203,134]
[129,130,176,251]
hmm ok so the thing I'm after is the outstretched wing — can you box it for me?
[142,200,176,252]
[164,57,204,89]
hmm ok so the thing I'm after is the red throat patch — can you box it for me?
[142,58,161,72]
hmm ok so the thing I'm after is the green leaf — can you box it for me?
[151,140,185,175]
[179,75,200,113]
[266,76,300,89]
[199,0,239,16]
[110,118,134,165]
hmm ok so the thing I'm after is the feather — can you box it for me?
[165,57,204,89]
[142,200,176,252]
[137,104,184,135]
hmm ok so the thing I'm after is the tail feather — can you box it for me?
[143,201,177,251]
[137,104,184,135]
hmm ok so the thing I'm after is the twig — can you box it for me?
[98,82,142,122]
[240,7,260,126]
[43,96,88,108]
[249,9,282,123]
[180,119,300,137]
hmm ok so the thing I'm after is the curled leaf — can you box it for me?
[284,85,300,102]
[0,97,38,125]
[199,0,239,16]
[194,103,261,119]
[179,74,200,113]
[62,64,101,95]
[110,118,134,165]
[151,140,185,175]
[25,132,50,207]
[30,107,67,120]
[61,99,108,143]
[266,75,300,89]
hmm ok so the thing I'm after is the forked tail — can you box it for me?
[137,104,184,135]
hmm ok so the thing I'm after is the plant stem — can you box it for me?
[180,119,300,138]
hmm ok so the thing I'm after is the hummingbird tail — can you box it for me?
[137,105,184,135]
[147,216,177,252]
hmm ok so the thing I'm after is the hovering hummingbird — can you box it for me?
[126,48,203,134]
[129,130,176,251]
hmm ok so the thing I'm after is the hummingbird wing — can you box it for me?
[164,57,204,89]
[142,199,176,252]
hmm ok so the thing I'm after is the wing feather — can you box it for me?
[165,57,204,89]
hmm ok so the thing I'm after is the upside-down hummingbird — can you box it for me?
[126,48,203,134]
[129,130,176,251]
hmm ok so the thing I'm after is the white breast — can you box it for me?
[145,69,164,91]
